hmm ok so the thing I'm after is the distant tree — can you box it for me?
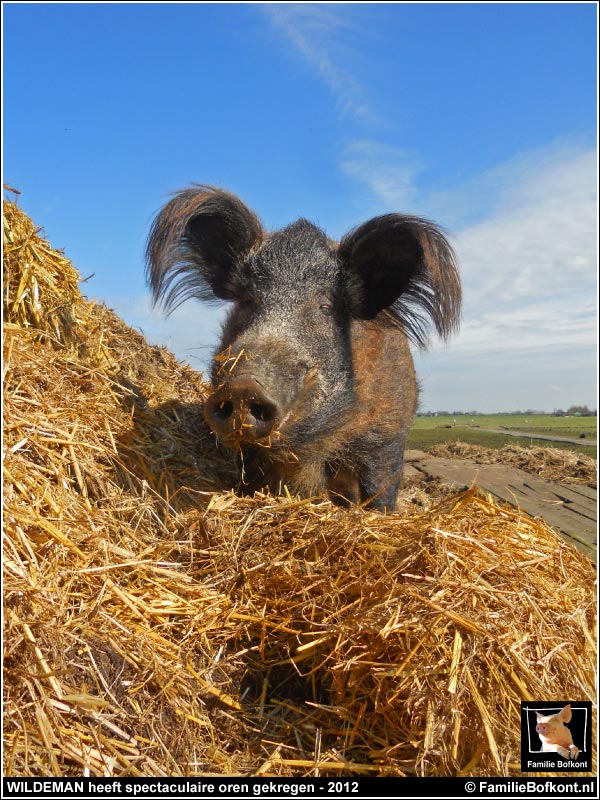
[566,405,592,416]
[554,409,565,417]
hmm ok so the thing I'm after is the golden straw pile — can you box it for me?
[3,192,596,778]
[428,442,597,488]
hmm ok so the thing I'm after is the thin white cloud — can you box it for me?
[261,4,373,121]
[344,139,597,367]
[415,342,596,414]
[341,140,423,210]
[341,138,597,411]
[455,144,597,307]
[450,300,596,355]
[447,144,597,410]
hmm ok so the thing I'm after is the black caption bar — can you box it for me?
[2,777,598,799]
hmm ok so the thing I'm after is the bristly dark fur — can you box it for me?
[145,185,264,312]
[338,214,461,348]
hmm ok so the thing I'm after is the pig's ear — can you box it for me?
[338,214,461,348]
[559,705,572,723]
[146,185,264,311]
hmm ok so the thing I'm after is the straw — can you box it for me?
[3,192,596,778]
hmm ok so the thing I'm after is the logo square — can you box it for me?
[521,701,592,772]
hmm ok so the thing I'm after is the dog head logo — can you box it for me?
[535,704,579,760]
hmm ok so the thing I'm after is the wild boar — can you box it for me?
[146,186,461,510]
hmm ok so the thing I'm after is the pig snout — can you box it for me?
[204,379,281,443]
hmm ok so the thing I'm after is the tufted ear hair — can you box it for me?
[145,185,264,311]
[338,213,461,348]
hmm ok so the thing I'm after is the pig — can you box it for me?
[535,705,580,760]
[146,185,461,510]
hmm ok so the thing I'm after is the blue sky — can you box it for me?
[3,2,597,412]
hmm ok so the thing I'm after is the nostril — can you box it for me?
[205,379,281,441]
[212,400,233,420]
[249,402,276,423]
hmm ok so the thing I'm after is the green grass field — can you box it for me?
[407,414,597,458]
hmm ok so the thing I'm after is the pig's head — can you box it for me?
[146,186,460,452]
[536,705,572,738]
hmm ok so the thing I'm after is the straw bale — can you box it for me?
[3,193,82,344]
[428,442,597,488]
[3,195,597,778]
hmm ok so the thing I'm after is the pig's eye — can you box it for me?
[319,303,334,316]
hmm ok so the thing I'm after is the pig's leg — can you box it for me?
[354,435,406,511]
[569,744,579,760]
[326,462,361,506]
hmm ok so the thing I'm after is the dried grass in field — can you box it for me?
[3,193,597,778]
[428,442,597,488]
